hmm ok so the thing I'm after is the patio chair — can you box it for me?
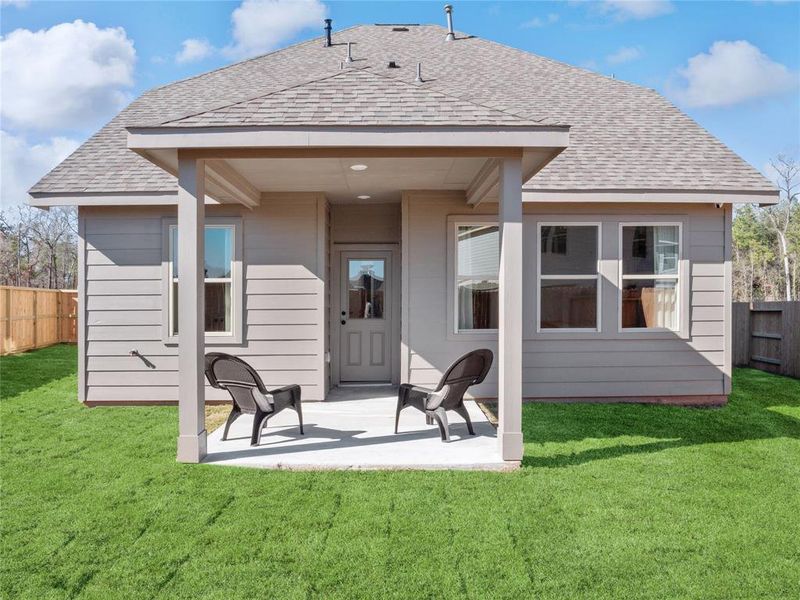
[204,352,303,446]
[394,348,493,442]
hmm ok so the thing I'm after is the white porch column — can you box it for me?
[176,155,207,463]
[497,156,524,461]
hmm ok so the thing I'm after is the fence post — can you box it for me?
[31,290,38,350]
[57,291,62,344]
[2,287,10,354]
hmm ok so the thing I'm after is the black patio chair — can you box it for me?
[394,349,493,442]
[204,352,303,446]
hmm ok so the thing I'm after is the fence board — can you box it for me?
[0,286,77,355]
[732,301,800,378]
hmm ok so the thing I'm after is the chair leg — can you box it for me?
[222,408,241,441]
[394,398,404,434]
[425,414,433,425]
[429,407,450,442]
[295,401,304,435]
[251,411,271,446]
[453,404,475,436]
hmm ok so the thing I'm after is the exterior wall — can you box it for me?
[402,191,728,400]
[80,192,328,404]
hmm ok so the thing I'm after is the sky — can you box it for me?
[1,0,799,209]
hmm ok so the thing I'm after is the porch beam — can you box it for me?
[466,158,498,206]
[205,159,260,208]
[497,156,524,462]
[136,147,525,161]
[176,155,207,463]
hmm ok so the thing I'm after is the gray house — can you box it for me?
[29,22,777,466]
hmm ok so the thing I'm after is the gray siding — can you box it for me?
[403,192,728,398]
[81,193,328,403]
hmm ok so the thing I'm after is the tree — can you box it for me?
[763,154,799,300]
[0,206,78,289]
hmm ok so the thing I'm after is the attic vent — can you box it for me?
[388,61,400,69]
[392,27,409,32]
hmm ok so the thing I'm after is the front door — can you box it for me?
[339,251,392,382]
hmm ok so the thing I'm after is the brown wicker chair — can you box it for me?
[204,352,303,446]
[394,349,493,441]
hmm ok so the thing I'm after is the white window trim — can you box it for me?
[448,216,499,338]
[617,221,682,333]
[536,222,602,333]
[161,216,244,345]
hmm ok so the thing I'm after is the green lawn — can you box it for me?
[2,345,799,599]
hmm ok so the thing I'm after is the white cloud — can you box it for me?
[600,0,674,21]
[671,40,798,108]
[176,38,214,64]
[521,13,560,29]
[0,131,81,208]
[606,46,642,64]
[0,0,30,7]
[0,20,136,131]
[224,0,327,59]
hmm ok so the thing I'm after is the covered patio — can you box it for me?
[126,80,569,468]
[203,385,509,470]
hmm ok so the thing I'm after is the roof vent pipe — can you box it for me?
[444,5,455,41]
[415,62,423,83]
[346,41,354,63]
[324,18,332,47]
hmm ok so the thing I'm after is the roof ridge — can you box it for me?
[161,64,549,127]
[147,23,366,95]
[158,68,355,126]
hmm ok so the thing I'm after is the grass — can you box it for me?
[1,344,799,599]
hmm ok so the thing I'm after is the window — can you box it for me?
[169,224,235,336]
[456,224,499,331]
[347,259,385,319]
[620,224,680,330]
[538,224,600,331]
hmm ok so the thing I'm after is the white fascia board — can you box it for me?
[522,189,780,205]
[127,126,570,151]
[26,192,219,208]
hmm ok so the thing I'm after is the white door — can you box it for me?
[339,251,392,382]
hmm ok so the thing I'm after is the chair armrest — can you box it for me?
[268,384,301,411]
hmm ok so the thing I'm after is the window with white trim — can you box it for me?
[538,224,601,331]
[620,224,680,330]
[455,223,499,331]
[169,224,235,336]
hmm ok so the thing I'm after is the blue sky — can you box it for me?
[1,0,799,208]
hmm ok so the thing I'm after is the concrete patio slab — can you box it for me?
[203,386,513,470]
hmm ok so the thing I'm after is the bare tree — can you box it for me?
[764,154,799,300]
[0,206,78,289]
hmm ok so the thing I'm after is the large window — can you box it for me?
[169,224,235,336]
[538,224,600,331]
[620,224,680,330]
[456,224,499,331]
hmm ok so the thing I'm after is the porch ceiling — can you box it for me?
[228,156,486,203]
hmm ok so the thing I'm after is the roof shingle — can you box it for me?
[30,24,776,195]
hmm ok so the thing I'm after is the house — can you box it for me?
[28,18,778,465]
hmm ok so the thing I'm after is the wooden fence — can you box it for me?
[733,301,800,379]
[0,286,78,355]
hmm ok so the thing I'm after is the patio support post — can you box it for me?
[497,156,524,461]
[176,155,207,463]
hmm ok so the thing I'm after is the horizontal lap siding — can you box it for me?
[82,196,326,404]
[404,197,726,398]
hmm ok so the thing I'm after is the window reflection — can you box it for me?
[348,260,384,319]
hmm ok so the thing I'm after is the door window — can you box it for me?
[347,259,385,319]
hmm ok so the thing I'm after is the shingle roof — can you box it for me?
[155,68,550,127]
[30,24,776,195]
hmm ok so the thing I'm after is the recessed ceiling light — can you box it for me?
[357,195,371,200]
[350,164,368,171]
